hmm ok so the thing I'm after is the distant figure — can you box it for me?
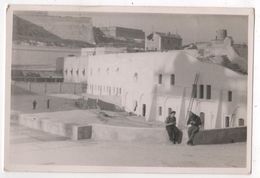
[187,111,202,145]
[47,99,50,109]
[165,111,179,144]
[32,100,37,110]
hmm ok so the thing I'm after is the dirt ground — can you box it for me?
[8,83,247,169]
[11,92,79,114]
[7,123,247,168]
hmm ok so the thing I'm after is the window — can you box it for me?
[116,67,119,72]
[82,69,85,76]
[159,106,162,116]
[225,116,230,127]
[206,85,211,99]
[65,69,68,75]
[158,74,162,84]
[70,69,73,75]
[170,74,175,85]
[192,84,197,98]
[76,69,79,75]
[106,68,110,75]
[228,91,232,102]
[199,85,204,99]
[239,118,244,126]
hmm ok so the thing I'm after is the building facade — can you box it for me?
[145,32,182,51]
[83,50,247,130]
[99,26,145,41]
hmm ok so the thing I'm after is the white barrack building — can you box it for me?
[63,49,247,130]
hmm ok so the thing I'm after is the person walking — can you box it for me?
[47,99,50,109]
[187,111,202,145]
[165,111,179,144]
[32,100,37,110]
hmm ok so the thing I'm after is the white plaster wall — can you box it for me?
[85,50,247,127]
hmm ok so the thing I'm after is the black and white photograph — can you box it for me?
[4,5,254,173]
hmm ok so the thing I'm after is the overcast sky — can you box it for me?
[48,11,248,45]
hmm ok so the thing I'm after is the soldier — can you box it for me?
[32,100,37,110]
[187,111,202,145]
[165,111,179,144]
[47,99,50,109]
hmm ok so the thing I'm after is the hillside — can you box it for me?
[13,15,95,48]
[93,27,144,51]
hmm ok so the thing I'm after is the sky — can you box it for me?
[47,11,248,45]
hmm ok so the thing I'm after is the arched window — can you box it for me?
[106,68,110,75]
[238,118,245,126]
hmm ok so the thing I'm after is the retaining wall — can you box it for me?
[15,113,247,144]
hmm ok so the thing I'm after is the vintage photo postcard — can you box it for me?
[4,5,254,174]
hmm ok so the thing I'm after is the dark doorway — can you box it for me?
[142,104,146,117]
[225,116,230,127]
[239,118,245,126]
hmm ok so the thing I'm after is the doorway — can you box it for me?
[142,104,146,117]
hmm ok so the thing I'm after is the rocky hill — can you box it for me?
[13,15,144,51]
[13,15,95,48]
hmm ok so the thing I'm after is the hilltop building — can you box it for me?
[195,29,247,73]
[145,32,182,51]
[99,26,145,42]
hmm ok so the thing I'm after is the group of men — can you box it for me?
[165,111,202,145]
[32,99,50,110]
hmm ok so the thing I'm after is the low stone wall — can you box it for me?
[91,124,169,143]
[193,127,247,145]
[18,114,91,140]
[16,113,247,144]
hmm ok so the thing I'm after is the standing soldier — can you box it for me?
[165,111,179,144]
[47,99,50,109]
[187,111,202,145]
[32,100,37,110]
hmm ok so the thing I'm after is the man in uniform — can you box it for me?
[165,111,179,144]
[32,100,37,110]
[187,111,202,145]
